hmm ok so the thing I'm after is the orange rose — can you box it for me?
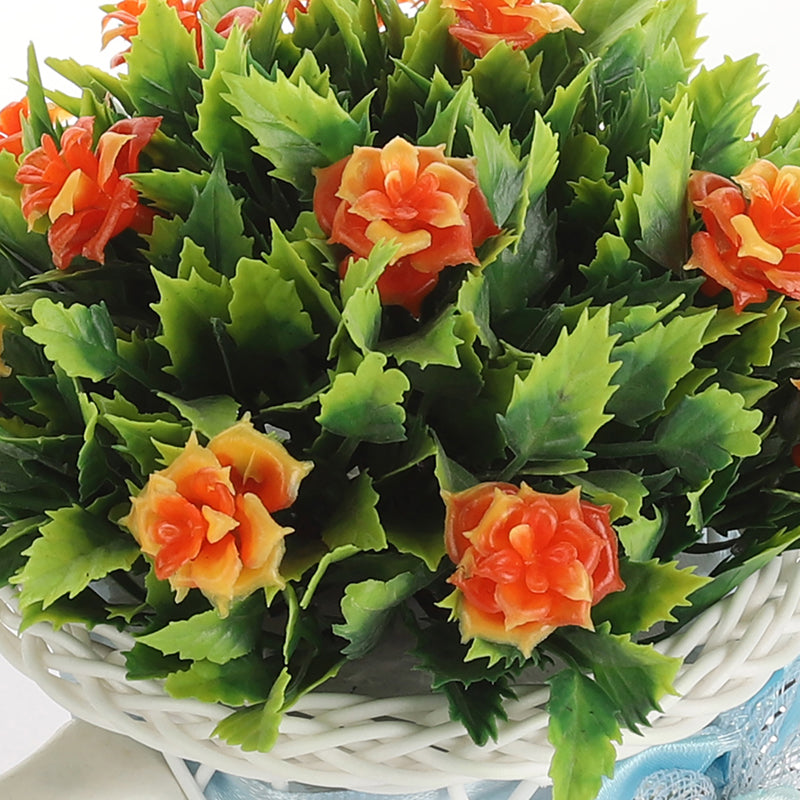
[687,161,800,312]
[313,136,499,315]
[443,483,624,656]
[103,0,205,67]
[0,99,31,158]
[442,0,582,58]
[15,116,160,270]
[125,420,313,616]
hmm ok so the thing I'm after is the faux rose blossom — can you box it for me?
[443,483,624,656]
[15,116,161,270]
[314,136,499,315]
[687,161,800,312]
[0,99,31,158]
[103,0,205,67]
[125,420,313,616]
[442,0,582,58]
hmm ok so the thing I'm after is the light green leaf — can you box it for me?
[158,394,241,440]
[321,471,388,552]
[498,307,619,465]
[317,352,410,443]
[13,507,140,609]
[608,311,713,424]
[213,668,291,752]
[615,509,663,562]
[594,559,709,633]
[137,599,262,665]
[102,414,188,475]
[165,654,271,705]
[380,308,463,368]
[653,384,762,485]
[633,95,694,269]
[334,568,432,658]
[223,68,369,197]
[547,670,620,800]
[128,169,210,218]
[567,625,680,732]
[25,299,123,382]
[227,257,316,359]
[567,470,648,521]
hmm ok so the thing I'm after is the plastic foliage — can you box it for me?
[0,2,799,800]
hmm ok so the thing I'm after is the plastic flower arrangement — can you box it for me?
[1,1,800,799]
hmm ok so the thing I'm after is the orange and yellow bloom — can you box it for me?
[442,0,582,58]
[0,99,31,159]
[125,420,313,616]
[15,116,160,270]
[443,483,624,656]
[687,161,800,312]
[314,136,499,314]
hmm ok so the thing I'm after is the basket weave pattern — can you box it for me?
[4,552,800,792]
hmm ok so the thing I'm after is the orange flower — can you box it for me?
[215,6,260,37]
[15,116,161,270]
[442,0,582,58]
[125,420,313,616]
[443,483,624,656]
[314,136,499,315]
[687,161,800,312]
[0,99,31,158]
[102,0,206,67]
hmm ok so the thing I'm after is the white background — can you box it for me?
[0,0,799,778]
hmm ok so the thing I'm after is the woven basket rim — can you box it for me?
[3,551,800,793]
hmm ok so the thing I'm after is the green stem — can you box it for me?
[497,452,528,482]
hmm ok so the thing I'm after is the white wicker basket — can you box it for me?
[3,552,800,794]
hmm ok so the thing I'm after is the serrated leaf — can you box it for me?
[181,158,254,278]
[158,393,240,439]
[566,625,680,732]
[633,95,693,269]
[498,307,619,465]
[441,676,514,747]
[76,394,108,501]
[608,310,713,424]
[195,25,254,171]
[317,351,410,443]
[213,667,291,752]
[137,598,262,665]
[151,266,233,393]
[223,67,368,197]
[321,471,388,552]
[614,508,663,562]
[568,470,648,521]
[102,413,188,475]
[547,670,620,800]
[227,257,316,359]
[380,308,463,368]
[125,0,201,137]
[165,654,272,705]
[334,568,431,658]
[653,384,762,485]
[25,299,123,382]
[128,168,210,218]
[593,559,709,633]
[12,506,140,609]
[125,641,190,681]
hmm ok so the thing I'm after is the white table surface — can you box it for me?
[1,0,800,786]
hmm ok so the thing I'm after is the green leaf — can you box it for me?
[441,676,515,747]
[25,299,124,383]
[614,509,663,562]
[317,352,410,443]
[223,67,369,197]
[566,625,680,732]
[653,384,762,485]
[213,667,291,751]
[195,25,254,171]
[125,0,201,137]
[567,469,648,521]
[544,60,596,143]
[129,168,210,218]
[633,95,694,269]
[547,670,620,800]
[608,311,713,424]
[181,159,254,278]
[593,559,709,634]
[137,598,262,665]
[102,413,188,475]
[379,308,463,368]
[571,0,660,54]
[12,507,140,609]
[165,654,272,705]
[227,257,316,359]
[151,266,233,393]
[334,568,432,658]
[22,45,57,152]
[498,307,619,465]
[321,471,388,552]
[158,393,241,439]
[76,394,108,501]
